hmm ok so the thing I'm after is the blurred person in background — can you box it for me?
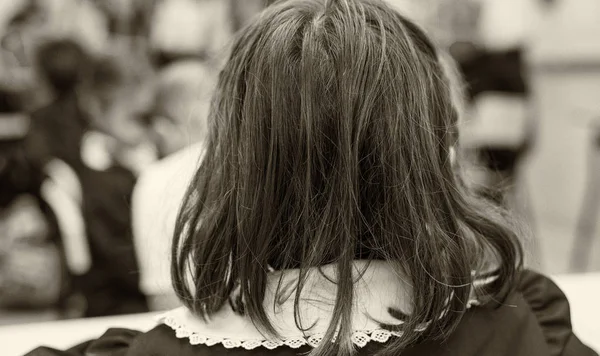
[0,86,69,319]
[63,50,156,317]
[450,0,540,208]
[39,0,109,57]
[26,42,156,317]
[1,0,108,107]
[81,50,156,175]
[436,0,544,265]
[132,60,216,310]
[26,39,92,172]
[0,3,73,318]
[149,61,215,159]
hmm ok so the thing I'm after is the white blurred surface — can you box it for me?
[478,0,542,50]
[0,312,160,356]
[132,144,204,297]
[524,0,600,273]
[524,67,600,273]
[461,93,530,149]
[528,0,600,65]
[149,0,231,56]
[552,273,600,353]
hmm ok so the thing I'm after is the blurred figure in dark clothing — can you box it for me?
[0,86,69,313]
[73,51,154,317]
[74,166,148,317]
[26,39,92,171]
[25,41,152,317]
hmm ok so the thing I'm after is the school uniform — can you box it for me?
[25,264,598,356]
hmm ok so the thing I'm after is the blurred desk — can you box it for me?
[552,273,600,352]
[0,274,599,356]
[0,312,160,356]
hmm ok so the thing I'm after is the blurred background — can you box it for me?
[0,0,599,327]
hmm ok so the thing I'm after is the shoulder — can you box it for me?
[136,144,204,188]
[93,325,259,356]
[516,270,598,356]
[404,270,598,356]
[133,144,204,212]
[24,326,198,356]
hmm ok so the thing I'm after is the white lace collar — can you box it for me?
[157,261,484,350]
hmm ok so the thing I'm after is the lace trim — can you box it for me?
[159,296,483,350]
[158,269,492,350]
[160,314,404,350]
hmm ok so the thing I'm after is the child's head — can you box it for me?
[172,0,522,354]
[150,60,216,157]
[35,38,90,95]
[83,50,154,148]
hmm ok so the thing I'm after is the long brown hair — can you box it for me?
[172,0,523,355]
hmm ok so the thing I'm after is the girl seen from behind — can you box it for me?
[26,0,597,355]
